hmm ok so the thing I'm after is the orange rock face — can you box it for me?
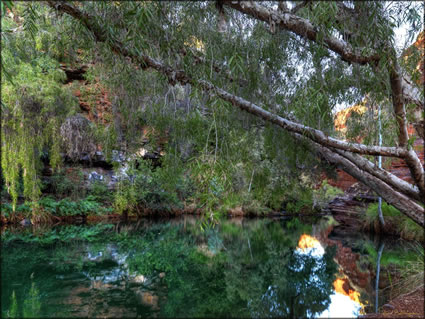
[334,103,367,134]
[402,30,424,86]
[329,31,425,191]
[315,225,371,291]
[74,82,113,125]
[326,136,424,191]
[416,32,424,85]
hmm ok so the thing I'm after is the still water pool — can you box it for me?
[1,216,418,318]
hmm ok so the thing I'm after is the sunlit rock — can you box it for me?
[133,275,147,284]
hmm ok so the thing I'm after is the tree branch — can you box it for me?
[290,1,311,14]
[223,1,380,65]
[46,0,408,160]
[388,57,425,195]
[401,73,424,109]
[404,149,425,197]
[178,47,248,88]
[389,61,410,147]
[304,135,424,226]
[47,1,425,218]
[196,79,407,158]
[332,148,423,203]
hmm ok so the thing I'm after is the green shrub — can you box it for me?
[312,180,344,210]
[49,169,85,199]
[372,243,425,297]
[57,198,79,216]
[78,195,98,214]
[114,159,185,215]
[55,196,111,216]
[30,195,112,217]
[1,203,13,218]
[397,244,424,293]
[15,203,32,217]
[38,196,58,214]
[114,183,138,215]
[399,218,424,242]
[189,157,229,214]
[283,186,314,214]
[89,181,110,202]
[362,242,418,268]
[365,202,424,241]
[365,202,401,221]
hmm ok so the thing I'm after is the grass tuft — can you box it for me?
[383,243,424,297]
[364,202,424,241]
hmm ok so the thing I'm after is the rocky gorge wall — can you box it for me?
[327,135,424,191]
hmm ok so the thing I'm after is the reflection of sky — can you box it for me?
[83,244,131,283]
[318,293,362,318]
[79,236,364,317]
[295,236,363,318]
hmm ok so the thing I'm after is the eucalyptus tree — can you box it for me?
[41,1,423,225]
[1,2,424,225]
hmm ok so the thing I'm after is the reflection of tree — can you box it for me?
[8,291,18,318]
[255,248,337,318]
[375,242,385,313]
[3,281,41,318]
[2,219,338,318]
[1,247,45,318]
[223,220,338,318]
[23,282,41,318]
[1,243,82,318]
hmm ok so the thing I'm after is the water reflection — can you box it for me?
[295,234,365,317]
[0,217,417,318]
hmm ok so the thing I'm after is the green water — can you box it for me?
[0,216,418,318]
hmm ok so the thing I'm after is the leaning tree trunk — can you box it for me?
[46,1,425,227]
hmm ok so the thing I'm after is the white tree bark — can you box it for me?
[224,1,381,65]
[304,137,424,226]
[46,1,425,226]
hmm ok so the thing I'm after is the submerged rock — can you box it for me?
[89,171,104,182]
[19,218,32,226]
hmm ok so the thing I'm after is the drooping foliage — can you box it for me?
[1,3,79,210]
[1,1,423,219]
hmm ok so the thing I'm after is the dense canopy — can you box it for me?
[1,1,424,225]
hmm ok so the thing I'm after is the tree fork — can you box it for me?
[46,1,425,226]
